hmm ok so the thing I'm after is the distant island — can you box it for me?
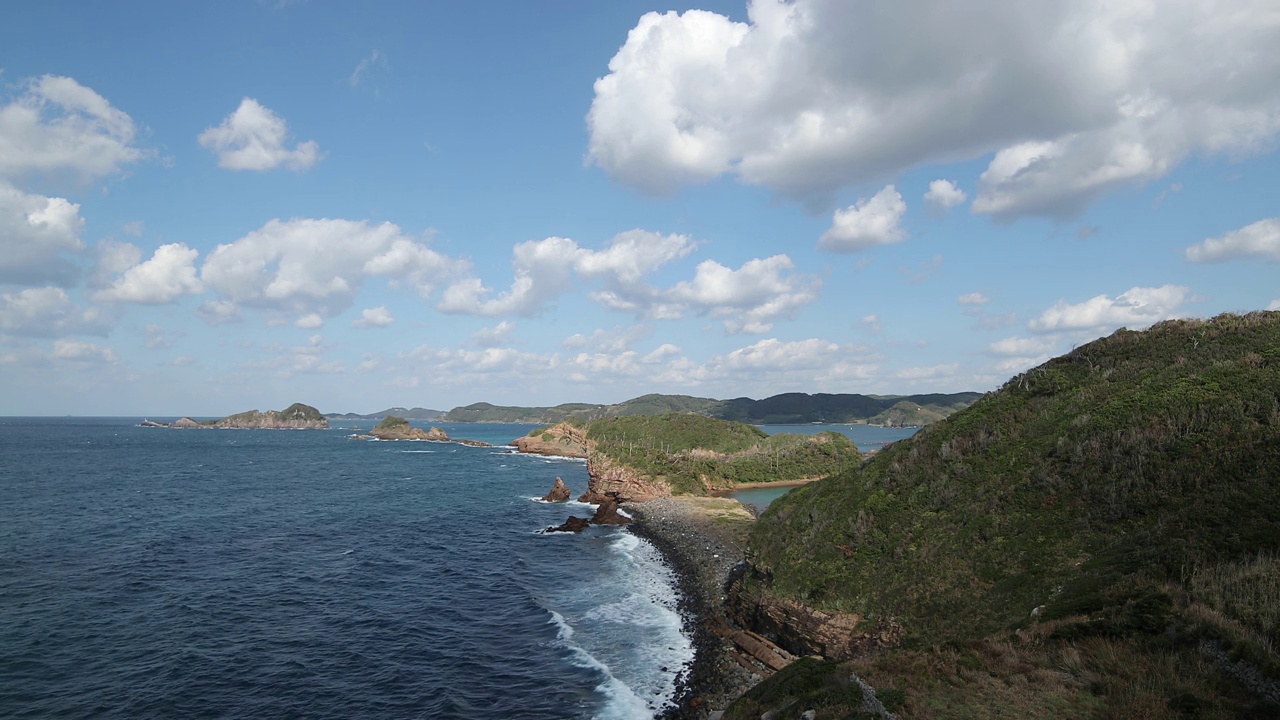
[143,403,328,429]
[352,416,491,447]
[443,391,981,426]
[324,406,444,421]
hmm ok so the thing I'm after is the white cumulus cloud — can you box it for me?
[958,292,990,306]
[200,218,459,319]
[665,255,820,333]
[989,336,1059,356]
[588,0,1280,217]
[0,75,146,181]
[0,287,112,337]
[294,313,324,329]
[472,320,517,347]
[1185,218,1280,263]
[924,179,967,208]
[354,306,394,328]
[198,98,321,171]
[819,186,907,252]
[92,243,203,304]
[0,182,85,285]
[1030,285,1191,332]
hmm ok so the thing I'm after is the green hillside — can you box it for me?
[587,414,859,494]
[735,312,1280,717]
[445,391,981,425]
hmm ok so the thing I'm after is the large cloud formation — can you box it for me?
[0,75,147,285]
[440,229,819,333]
[587,0,1280,217]
[200,218,460,320]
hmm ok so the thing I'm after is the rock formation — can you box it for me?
[728,578,902,660]
[546,516,591,533]
[172,417,201,428]
[512,422,588,458]
[541,477,571,502]
[582,454,671,503]
[589,496,632,525]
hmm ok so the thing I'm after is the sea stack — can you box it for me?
[590,497,631,526]
[541,477,571,502]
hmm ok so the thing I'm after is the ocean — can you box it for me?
[0,418,916,719]
[0,419,686,719]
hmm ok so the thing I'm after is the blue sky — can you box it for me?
[1,0,1277,416]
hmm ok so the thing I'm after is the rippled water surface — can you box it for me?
[0,419,689,719]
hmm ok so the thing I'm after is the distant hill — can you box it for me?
[730,312,1280,717]
[443,391,981,425]
[324,406,444,421]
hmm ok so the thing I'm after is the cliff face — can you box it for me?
[511,422,588,457]
[581,453,671,503]
[727,575,901,661]
[204,403,328,429]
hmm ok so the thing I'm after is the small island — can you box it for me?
[145,403,329,429]
[358,416,492,446]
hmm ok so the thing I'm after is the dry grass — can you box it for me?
[1190,552,1280,654]
[846,610,1275,720]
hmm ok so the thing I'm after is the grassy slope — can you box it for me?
[578,413,861,494]
[738,312,1280,716]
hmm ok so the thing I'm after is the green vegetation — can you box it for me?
[725,657,869,720]
[206,402,327,428]
[444,391,981,425]
[740,311,1280,716]
[585,414,858,494]
[372,415,410,433]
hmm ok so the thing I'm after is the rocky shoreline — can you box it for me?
[624,497,769,719]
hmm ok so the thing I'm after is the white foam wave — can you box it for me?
[547,610,574,640]
[557,628,658,720]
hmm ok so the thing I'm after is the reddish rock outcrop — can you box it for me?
[541,477,571,502]
[589,497,632,525]
[512,422,588,458]
[172,417,201,428]
[583,454,671,503]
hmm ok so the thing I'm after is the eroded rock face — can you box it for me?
[728,578,903,661]
[512,422,588,458]
[423,427,450,441]
[172,417,200,428]
[541,477,571,502]
[589,497,631,525]
[546,516,591,533]
[583,454,671,503]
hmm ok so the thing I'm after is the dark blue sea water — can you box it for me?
[0,419,688,719]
